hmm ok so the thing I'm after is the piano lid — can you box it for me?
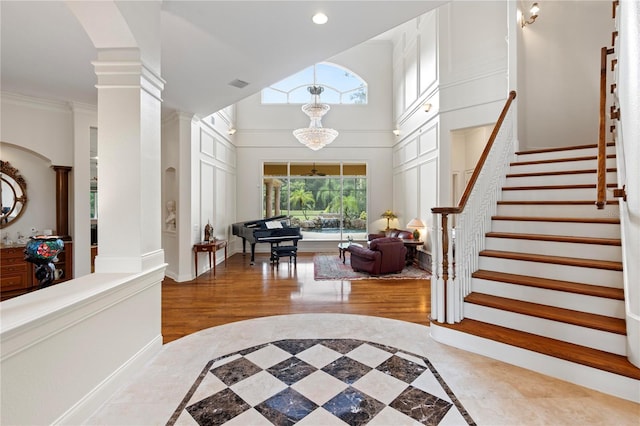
[238,215,288,228]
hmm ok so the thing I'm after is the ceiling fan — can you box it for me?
[305,163,326,176]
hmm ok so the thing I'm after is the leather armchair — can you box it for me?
[347,237,407,275]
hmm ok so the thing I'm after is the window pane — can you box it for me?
[262,162,368,241]
[289,86,313,104]
[261,63,367,105]
[271,66,313,92]
[261,88,288,104]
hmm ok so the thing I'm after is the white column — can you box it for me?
[93,49,166,273]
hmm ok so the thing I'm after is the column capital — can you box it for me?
[93,52,165,101]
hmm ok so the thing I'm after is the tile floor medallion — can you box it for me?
[168,338,474,426]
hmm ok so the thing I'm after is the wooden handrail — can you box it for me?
[432,90,517,216]
[431,91,517,323]
[597,47,614,209]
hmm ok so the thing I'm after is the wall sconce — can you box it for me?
[521,2,540,27]
[422,103,432,112]
[228,127,237,135]
[392,129,401,136]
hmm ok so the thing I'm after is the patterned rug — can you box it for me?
[314,254,430,281]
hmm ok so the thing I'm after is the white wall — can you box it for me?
[233,40,395,249]
[451,125,494,204]
[518,1,614,150]
[0,94,74,242]
[0,93,98,278]
[161,108,237,281]
[71,103,98,277]
[391,3,509,248]
[616,0,640,368]
[0,143,57,240]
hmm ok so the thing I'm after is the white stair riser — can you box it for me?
[478,256,623,288]
[491,220,621,238]
[464,303,627,355]
[510,157,617,174]
[501,187,604,202]
[485,237,622,262]
[471,278,625,318]
[496,203,620,218]
[505,172,617,187]
[516,146,616,162]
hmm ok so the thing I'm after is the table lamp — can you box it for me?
[381,210,397,230]
[407,218,425,241]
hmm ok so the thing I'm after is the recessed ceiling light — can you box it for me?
[312,13,328,25]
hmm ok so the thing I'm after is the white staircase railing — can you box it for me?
[431,91,517,324]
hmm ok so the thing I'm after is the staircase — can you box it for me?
[436,142,640,399]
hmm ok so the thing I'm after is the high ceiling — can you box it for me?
[1,1,445,118]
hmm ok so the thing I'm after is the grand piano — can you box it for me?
[231,215,302,264]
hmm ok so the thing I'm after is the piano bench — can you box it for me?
[271,245,298,266]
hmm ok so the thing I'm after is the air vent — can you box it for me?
[228,79,249,89]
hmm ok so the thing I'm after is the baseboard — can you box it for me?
[430,322,640,403]
[53,334,163,425]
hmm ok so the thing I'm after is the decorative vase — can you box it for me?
[24,236,64,288]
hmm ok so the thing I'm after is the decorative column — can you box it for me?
[264,178,274,218]
[52,165,72,240]
[92,50,166,273]
[273,179,282,216]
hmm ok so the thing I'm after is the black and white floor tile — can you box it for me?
[86,314,640,426]
[169,338,474,425]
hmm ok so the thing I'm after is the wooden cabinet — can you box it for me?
[1,241,73,301]
[1,246,33,299]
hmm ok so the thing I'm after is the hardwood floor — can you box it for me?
[162,252,431,343]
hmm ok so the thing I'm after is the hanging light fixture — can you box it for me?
[293,85,339,151]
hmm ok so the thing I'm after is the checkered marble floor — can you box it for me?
[169,338,473,425]
[86,314,640,426]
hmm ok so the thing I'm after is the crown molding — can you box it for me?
[1,91,73,113]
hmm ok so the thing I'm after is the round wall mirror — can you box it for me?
[1,160,28,229]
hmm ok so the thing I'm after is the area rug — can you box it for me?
[314,254,430,281]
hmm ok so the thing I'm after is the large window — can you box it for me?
[261,62,367,105]
[263,162,367,241]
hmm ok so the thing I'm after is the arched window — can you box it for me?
[261,62,367,105]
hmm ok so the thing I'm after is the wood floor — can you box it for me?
[162,252,431,343]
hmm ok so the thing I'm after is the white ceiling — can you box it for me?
[1,1,445,118]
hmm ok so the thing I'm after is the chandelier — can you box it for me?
[293,86,339,151]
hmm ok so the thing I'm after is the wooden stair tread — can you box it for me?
[511,154,615,167]
[492,215,620,224]
[432,319,640,380]
[472,269,624,300]
[502,183,617,191]
[465,293,626,335]
[506,167,616,178]
[485,232,621,246]
[497,200,619,205]
[515,143,614,156]
[479,249,623,271]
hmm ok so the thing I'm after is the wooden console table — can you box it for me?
[193,239,227,277]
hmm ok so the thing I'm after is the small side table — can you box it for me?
[193,239,228,277]
[338,242,362,263]
[402,240,423,266]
